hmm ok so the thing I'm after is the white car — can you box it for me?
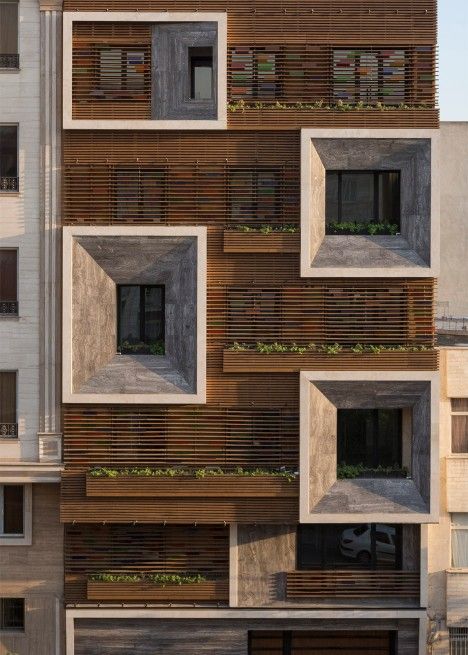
[340,524,396,565]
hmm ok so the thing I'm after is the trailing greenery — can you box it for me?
[227,341,430,355]
[119,339,165,356]
[88,465,298,482]
[228,99,432,112]
[227,223,298,234]
[89,572,206,585]
[327,221,399,236]
[337,463,408,480]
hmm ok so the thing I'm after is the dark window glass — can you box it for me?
[297,523,401,570]
[0,598,24,631]
[99,48,146,93]
[2,485,23,535]
[118,285,165,352]
[0,126,18,189]
[0,1,19,62]
[325,171,400,230]
[337,408,402,470]
[0,371,16,426]
[0,250,17,301]
[189,47,213,100]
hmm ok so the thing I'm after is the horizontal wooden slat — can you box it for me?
[64,2,437,46]
[223,349,439,372]
[86,579,228,602]
[62,471,299,523]
[223,231,300,253]
[286,570,420,599]
[86,474,299,497]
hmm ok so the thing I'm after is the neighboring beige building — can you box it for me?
[0,1,62,653]
[428,122,468,654]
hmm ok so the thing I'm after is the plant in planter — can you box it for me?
[228,223,298,234]
[326,221,400,236]
[89,572,206,585]
[227,341,431,354]
[88,465,298,482]
[118,339,165,355]
[227,99,430,112]
[337,462,409,479]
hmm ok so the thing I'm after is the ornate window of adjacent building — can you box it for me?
[0,1,19,69]
[0,249,17,315]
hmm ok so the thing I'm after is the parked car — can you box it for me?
[340,524,396,564]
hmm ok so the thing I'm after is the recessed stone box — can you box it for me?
[300,370,439,523]
[62,226,206,404]
[300,129,439,277]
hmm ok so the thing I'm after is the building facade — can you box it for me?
[0,1,63,654]
[2,1,454,654]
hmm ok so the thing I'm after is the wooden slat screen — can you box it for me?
[65,523,229,604]
[286,570,420,599]
[64,1,437,46]
[62,406,299,467]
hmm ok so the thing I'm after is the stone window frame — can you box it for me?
[63,11,227,130]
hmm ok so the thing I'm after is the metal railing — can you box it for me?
[0,301,18,316]
[0,423,18,438]
[0,177,19,192]
[0,53,19,69]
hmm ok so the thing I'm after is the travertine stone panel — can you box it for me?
[447,571,468,627]
[309,385,336,510]
[73,618,420,655]
[72,241,116,391]
[446,349,468,397]
[237,524,296,607]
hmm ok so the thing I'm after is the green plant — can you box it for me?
[226,341,431,355]
[229,223,298,234]
[227,99,432,113]
[88,466,298,481]
[326,221,399,236]
[89,572,206,585]
[149,340,165,356]
[337,463,408,479]
[318,343,343,355]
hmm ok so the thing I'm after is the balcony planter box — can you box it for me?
[222,349,439,373]
[228,107,439,130]
[87,579,228,602]
[86,473,299,498]
[223,231,300,253]
[286,570,420,600]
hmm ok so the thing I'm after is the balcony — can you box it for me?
[65,523,229,606]
[286,570,420,602]
[0,422,18,438]
[0,54,19,69]
[0,177,18,192]
[61,468,299,524]
[65,12,227,129]
[0,301,18,316]
[300,131,439,277]
[62,226,206,404]
[300,371,439,523]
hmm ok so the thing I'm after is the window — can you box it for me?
[98,48,146,95]
[0,250,17,315]
[114,167,166,221]
[0,598,24,631]
[118,285,165,354]
[230,47,281,100]
[326,171,400,231]
[451,514,468,568]
[338,408,403,471]
[0,125,18,191]
[450,628,468,655]
[0,371,16,438]
[229,168,281,223]
[452,399,468,453]
[0,1,19,69]
[0,485,23,536]
[297,523,401,570]
[333,49,406,105]
[189,47,213,100]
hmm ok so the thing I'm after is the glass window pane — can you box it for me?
[452,529,468,567]
[378,171,400,223]
[189,47,213,100]
[1,598,24,631]
[3,484,23,535]
[126,51,145,91]
[0,125,18,178]
[118,286,141,345]
[144,287,164,343]
[0,1,18,56]
[452,514,468,528]
[100,49,122,90]
[341,172,374,221]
